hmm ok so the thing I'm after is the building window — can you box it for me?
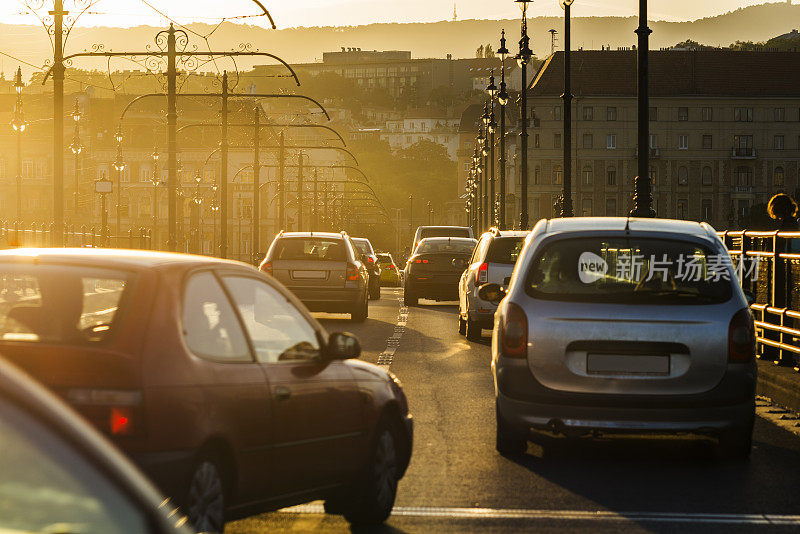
[702,166,713,186]
[554,106,561,121]
[701,107,713,121]
[678,107,689,121]
[774,135,785,150]
[581,198,593,217]
[701,199,712,221]
[534,167,540,185]
[606,168,617,186]
[677,200,687,220]
[775,166,785,187]
[649,166,657,186]
[606,134,617,150]
[607,107,617,121]
[649,134,658,148]
[702,135,712,150]
[649,107,658,121]
[553,166,563,185]
[736,166,753,186]
[554,134,562,149]
[583,107,594,121]
[678,166,689,185]
[678,135,689,150]
[582,133,593,149]
[582,166,593,185]
[734,107,753,122]
[534,134,540,148]
[605,198,617,216]
[23,161,35,179]
[775,107,786,122]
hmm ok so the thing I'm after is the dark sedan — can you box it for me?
[0,249,413,532]
[403,237,477,306]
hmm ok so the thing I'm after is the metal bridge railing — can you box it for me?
[0,221,153,251]
[719,230,800,370]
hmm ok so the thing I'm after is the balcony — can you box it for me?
[731,147,756,159]
[633,147,660,158]
[733,186,754,193]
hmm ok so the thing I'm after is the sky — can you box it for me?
[0,0,776,28]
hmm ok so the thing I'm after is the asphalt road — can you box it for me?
[227,287,800,533]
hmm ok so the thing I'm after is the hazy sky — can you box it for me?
[2,0,775,28]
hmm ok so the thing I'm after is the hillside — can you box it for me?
[0,2,798,78]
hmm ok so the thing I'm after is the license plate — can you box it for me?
[292,270,326,280]
[587,354,670,376]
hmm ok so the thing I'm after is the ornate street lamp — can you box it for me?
[630,0,656,218]
[151,145,161,246]
[69,99,83,217]
[486,75,498,227]
[558,0,575,217]
[112,132,125,240]
[516,0,534,229]
[497,31,511,229]
[11,67,26,221]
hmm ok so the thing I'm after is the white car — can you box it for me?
[458,228,529,341]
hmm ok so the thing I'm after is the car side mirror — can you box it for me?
[326,332,361,360]
[743,289,756,306]
[478,283,506,305]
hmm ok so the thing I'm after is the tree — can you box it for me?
[476,44,484,58]
[485,44,495,58]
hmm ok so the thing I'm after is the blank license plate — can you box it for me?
[292,270,327,279]
[587,354,670,376]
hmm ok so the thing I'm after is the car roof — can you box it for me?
[484,230,530,238]
[417,226,471,230]
[537,217,717,240]
[418,237,477,243]
[278,232,345,239]
[0,248,248,272]
[351,237,372,243]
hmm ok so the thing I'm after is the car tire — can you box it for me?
[465,317,482,341]
[341,423,400,527]
[184,455,227,534]
[458,315,467,335]
[369,280,381,301]
[716,420,753,461]
[351,294,369,322]
[404,289,418,307]
[496,405,528,457]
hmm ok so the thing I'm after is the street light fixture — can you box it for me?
[112,143,125,240]
[630,0,656,218]
[497,39,510,229]
[559,0,575,218]
[151,145,161,247]
[516,0,534,229]
[69,99,83,216]
[11,67,26,221]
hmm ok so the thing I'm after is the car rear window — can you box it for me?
[486,237,526,265]
[420,228,471,239]
[272,238,347,262]
[525,237,733,304]
[0,265,132,344]
[416,240,476,255]
[353,240,373,255]
[376,254,392,263]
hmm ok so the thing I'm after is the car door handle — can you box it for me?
[274,386,291,402]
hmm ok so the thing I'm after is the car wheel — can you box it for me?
[716,420,753,461]
[184,456,226,533]
[351,294,369,322]
[458,315,467,335]
[404,288,417,307]
[369,280,381,300]
[465,318,482,341]
[496,405,528,457]
[342,423,399,527]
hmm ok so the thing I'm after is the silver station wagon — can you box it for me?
[481,218,757,460]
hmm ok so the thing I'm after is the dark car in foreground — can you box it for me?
[404,237,477,306]
[0,248,413,531]
[260,231,370,321]
[483,218,756,460]
[0,356,193,534]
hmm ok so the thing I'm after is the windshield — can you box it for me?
[525,237,733,304]
[420,228,471,239]
[0,265,131,344]
[353,240,374,256]
[273,238,347,262]
[416,239,476,255]
[486,237,526,265]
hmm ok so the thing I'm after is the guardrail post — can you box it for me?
[770,232,789,364]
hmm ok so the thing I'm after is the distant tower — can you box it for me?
[453,2,457,22]
[549,29,558,56]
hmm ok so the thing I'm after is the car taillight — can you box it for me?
[260,261,273,276]
[368,257,374,263]
[66,389,143,437]
[500,302,528,359]
[346,264,359,281]
[729,308,755,363]
[414,259,428,264]
[476,262,488,284]
[389,264,395,270]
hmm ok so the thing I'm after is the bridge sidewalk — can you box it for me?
[759,360,800,415]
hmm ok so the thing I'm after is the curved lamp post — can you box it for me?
[516,0,534,229]
[497,31,511,229]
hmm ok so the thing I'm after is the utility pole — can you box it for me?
[53,0,66,245]
[278,132,285,230]
[297,153,304,231]
[252,106,261,263]
[313,168,319,229]
[220,71,230,257]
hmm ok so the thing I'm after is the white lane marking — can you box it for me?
[278,504,800,525]
[377,288,406,367]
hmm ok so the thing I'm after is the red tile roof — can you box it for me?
[530,50,800,98]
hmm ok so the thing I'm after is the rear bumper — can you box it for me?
[289,287,365,312]
[495,360,757,435]
[466,293,497,327]
[406,279,459,300]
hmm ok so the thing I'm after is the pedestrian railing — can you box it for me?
[720,230,800,370]
[0,221,153,251]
